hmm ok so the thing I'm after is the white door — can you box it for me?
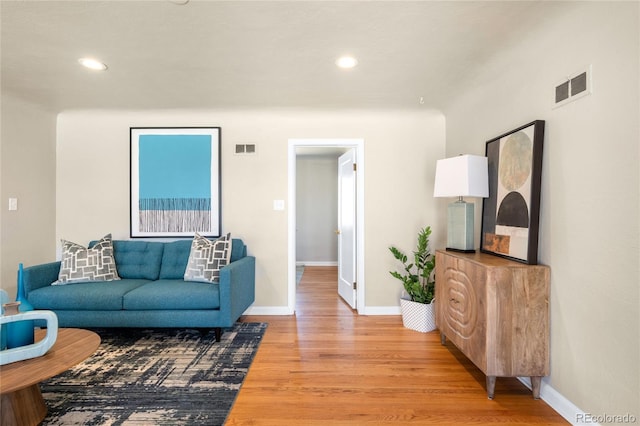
[337,149,357,308]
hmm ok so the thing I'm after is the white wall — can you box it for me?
[444,1,639,420]
[56,109,446,309]
[296,154,339,264]
[0,94,57,298]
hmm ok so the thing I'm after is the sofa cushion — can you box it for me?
[111,241,164,280]
[53,234,120,285]
[229,238,246,263]
[158,240,192,279]
[159,237,246,279]
[122,280,221,310]
[29,279,150,310]
[184,233,231,283]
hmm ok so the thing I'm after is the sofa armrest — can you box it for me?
[218,256,256,327]
[23,262,61,294]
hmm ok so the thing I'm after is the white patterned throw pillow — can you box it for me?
[53,234,121,285]
[184,233,232,283]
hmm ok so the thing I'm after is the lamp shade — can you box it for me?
[433,154,489,198]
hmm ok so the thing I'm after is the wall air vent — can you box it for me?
[235,144,257,155]
[553,65,592,109]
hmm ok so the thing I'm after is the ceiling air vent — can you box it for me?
[553,65,592,109]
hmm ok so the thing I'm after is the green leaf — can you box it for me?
[388,226,436,304]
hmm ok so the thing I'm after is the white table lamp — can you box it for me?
[433,155,489,252]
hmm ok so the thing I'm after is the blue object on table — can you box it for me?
[0,310,58,365]
[6,263,35,348]
[0,289,8,350]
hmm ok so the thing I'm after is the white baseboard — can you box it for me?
[243,306,293,315]
[296,261,338,266]
[518,377,589,425]
[358,306,401,315]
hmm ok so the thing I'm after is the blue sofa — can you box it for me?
[22,238,255,341]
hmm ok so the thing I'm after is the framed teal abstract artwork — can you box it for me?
[130,127,221,238]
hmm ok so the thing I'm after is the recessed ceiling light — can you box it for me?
[78,58,108,71]
[336,56,358,69]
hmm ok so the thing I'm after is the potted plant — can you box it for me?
[389,226,437,332]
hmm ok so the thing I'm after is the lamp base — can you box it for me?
[447,200,475,252]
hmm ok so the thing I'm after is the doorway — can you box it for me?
[287,139,365,315]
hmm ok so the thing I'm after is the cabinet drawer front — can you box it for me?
[436,254,487,371]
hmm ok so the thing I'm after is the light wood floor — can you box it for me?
[226,266,568,425]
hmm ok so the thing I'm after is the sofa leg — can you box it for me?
[214,327,222,342]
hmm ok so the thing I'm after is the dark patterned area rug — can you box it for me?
[40,323,267,425]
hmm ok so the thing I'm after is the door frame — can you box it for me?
[288,138,365,315]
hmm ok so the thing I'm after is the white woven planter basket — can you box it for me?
[400,298,436,333]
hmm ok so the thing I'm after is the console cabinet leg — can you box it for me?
[440,332,446,345]
[531,376,542,399]
[486,376,496,400]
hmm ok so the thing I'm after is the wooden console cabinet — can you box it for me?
[435,250,550,399]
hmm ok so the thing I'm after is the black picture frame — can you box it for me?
[480,120,545,264]
[130,127,221,238]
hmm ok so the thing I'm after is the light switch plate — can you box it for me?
[273,200,285,211]
[8,198,18,211]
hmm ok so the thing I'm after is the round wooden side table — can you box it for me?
[0,328,101,426]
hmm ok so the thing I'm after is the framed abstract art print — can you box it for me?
[130,127,221,238]
[480,120,545,264]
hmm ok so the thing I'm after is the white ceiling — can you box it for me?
[1,1,560,112]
